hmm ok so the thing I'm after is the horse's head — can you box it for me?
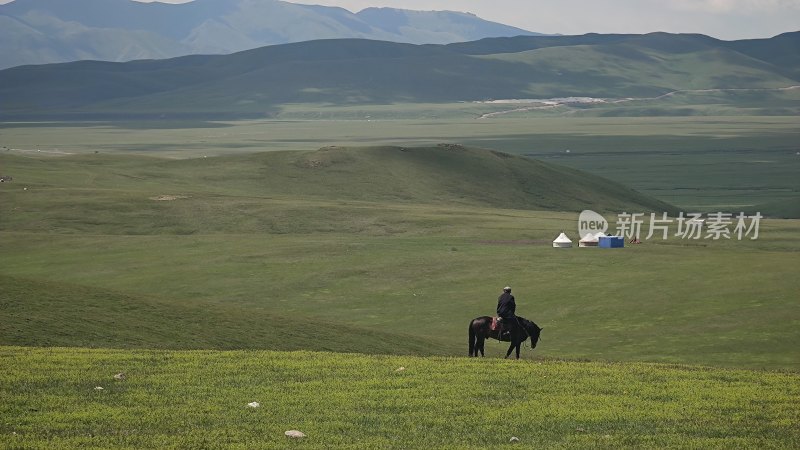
[523,319,542,349]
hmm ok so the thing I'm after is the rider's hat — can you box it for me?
[503,286,511,292]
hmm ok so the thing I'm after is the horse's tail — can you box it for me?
[468,320,476,356]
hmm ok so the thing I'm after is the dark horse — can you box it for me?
[468,316,542,359]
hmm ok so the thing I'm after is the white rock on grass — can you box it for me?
[395,367,406,372]
[285,430,306,439]
[94,386,104,390]
[114,373,126,380]
[247,402,260,408]
[510,436,520,443]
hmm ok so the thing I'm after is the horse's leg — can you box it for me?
[515,341,521,359]
[505,341,515,359]
[468,323,476,357]
[477,336,485,357]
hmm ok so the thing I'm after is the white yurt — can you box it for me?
[579,232,598,247]
[552,232,573,248]
[579,231,606,247]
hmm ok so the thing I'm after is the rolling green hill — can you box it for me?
[725,32,800,80]
[1,32,797,119]
[0,145,675,227]
[450,31,800,67]
[479,35,796,96]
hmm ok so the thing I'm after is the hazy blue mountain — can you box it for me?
[0,0,540,69]
[1,32,797,120]
[355,7,534,44]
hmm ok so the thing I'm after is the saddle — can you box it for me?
[493,317,514,339]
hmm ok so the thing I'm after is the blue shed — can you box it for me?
[598,236,624,248]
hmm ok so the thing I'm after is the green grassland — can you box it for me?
[1,124,798,448]
[1,146,798,370]
[1,347,798,449]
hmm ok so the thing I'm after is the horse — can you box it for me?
[468,316,542,359]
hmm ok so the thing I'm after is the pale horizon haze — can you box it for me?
[0,0,798,40]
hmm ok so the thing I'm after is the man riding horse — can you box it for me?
[496,286,518,338]
[467,286,541,359]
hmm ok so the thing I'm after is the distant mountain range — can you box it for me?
[0,0,541,70]
[1,31,798,120]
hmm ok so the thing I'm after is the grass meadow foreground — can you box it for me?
[1,347,798,449]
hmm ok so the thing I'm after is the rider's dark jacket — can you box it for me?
[496,292,516,319]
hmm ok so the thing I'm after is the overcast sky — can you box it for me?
[3,0,798,40]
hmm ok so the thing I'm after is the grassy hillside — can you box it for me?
[1,32,797,119]
[0,275,450,355]
[0,145,676,221]
[725,32,800,80]
[480,39,795,97]
[1,347,798,448]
